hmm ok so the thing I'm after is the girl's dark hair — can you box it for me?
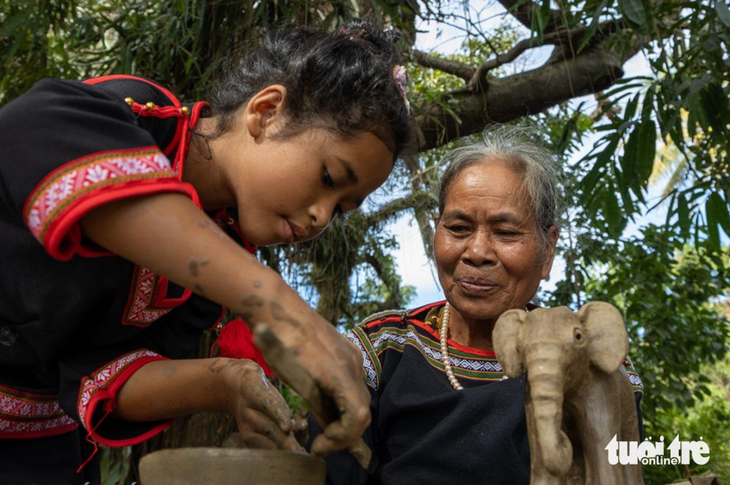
[206,18,411,157]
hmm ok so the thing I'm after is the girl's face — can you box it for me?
[193,85,395,246]
[230,128,393,246]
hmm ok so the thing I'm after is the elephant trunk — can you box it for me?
[527,358,573,477]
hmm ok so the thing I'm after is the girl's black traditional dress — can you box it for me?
[0,76,253,485]
[309,301,645,485]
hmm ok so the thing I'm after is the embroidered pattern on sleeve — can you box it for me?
[24,146,176,246]
[0,385,78,438]
[77,349,163,427]
[122,266,190,326]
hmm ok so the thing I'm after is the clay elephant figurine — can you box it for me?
[493,301,643,485]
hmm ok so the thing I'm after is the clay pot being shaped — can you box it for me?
[139,448,326,485]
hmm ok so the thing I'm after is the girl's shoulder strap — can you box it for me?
[83,75,182,109]
[82,75,198,165]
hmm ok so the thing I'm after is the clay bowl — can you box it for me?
[139,448,326,485]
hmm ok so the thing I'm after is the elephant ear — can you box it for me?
[578,301,629,374]
[493,309,526,378]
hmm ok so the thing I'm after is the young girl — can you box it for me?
[0,18,410,484]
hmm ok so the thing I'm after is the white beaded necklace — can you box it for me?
[440,302,464,391]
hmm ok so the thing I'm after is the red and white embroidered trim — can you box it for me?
[125,267,167,324]
[24,147,175,243]
[0,385,78,437]
[123,266,190,326]
[77,349,160,425]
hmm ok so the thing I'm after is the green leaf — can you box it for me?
[717,0,730,29]
[556,115,578,155]
[624,93,640,121]
[540,0,552,30]
[687,96,699,139]
[706,197,721,251]
[636,120,656,186]
[707,191,730,239]
[621,125,638,181]
[604,187,623,237]
[531,2,546,39]
[641,87,654,119]
[577,0,607,53]
[603,82,649,100]
[706,217,721,251]
[618,0,647,27]
[699,83,730,135]
[581,161,604,195]
[689,73,712,95]
[0,12,27,38]
[677,192,690,234]
[617,170,636,213]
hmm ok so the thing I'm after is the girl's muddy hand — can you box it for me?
[221,358,304,452]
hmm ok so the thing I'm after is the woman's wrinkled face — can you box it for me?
[434,159,557,323]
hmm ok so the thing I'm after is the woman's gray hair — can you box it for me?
[437,125,563,241]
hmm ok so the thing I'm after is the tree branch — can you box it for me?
[496,0,563,33]
[467,36,542,90]
[412,50,475,81]
[466,21,622,90]
[365,190,434,227]
[415,44,627,151]
[402,154,436,263]
[362,253,402,311]
[413,20,623,94]
[589,91,621,121]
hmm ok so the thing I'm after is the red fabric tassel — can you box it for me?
[213,318,274,378]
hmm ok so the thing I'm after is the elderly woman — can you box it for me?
[308,127,643,485]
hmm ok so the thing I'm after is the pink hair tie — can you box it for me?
[337,26,365,40]
[393,65,410,110]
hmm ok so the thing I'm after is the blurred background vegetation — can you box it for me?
[1,0,728,483]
